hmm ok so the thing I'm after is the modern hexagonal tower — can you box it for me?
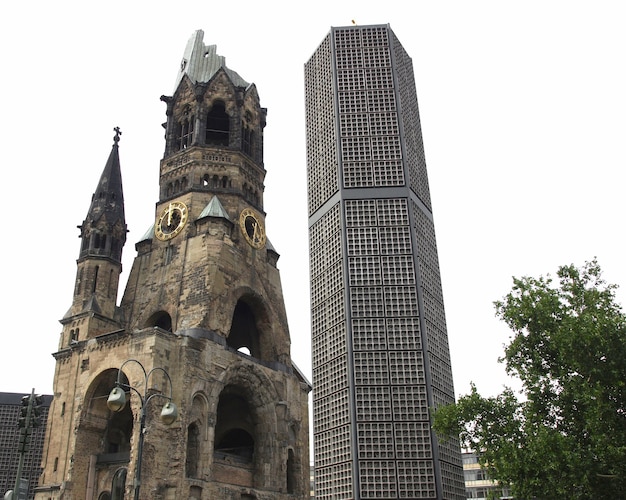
[305,24,464,500]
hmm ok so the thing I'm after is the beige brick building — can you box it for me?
[35,30,310,500]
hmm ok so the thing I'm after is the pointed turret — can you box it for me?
[59,128,127,347]
[79,127,127,263]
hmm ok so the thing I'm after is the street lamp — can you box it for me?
[107,359,178,500]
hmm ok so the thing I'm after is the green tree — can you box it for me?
[433,260,626,499]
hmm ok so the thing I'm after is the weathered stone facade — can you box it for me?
[36,31,310,500]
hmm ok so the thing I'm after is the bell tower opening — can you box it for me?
[205,100,229,146]
[227,300,260,357]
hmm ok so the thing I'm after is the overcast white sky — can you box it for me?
[1,1,624,403]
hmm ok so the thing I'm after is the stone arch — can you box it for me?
[144,310,172,332]
[224,288,278,363]
[186,392,208,478]
[110,467,127,500]
[77,370,133,500]
[81,369,133,455]
[205,285,290,365]
[208,364,279,489]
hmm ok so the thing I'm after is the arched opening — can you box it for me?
[186,393,207,478]
[84,371,133,458]
[111,467,127,500]
[227,300,260,358]
[81,370,133,462]
[206,101,229,146]
[145,311,173,332]
[214,389,255,464]
[175,105,195,151]
[98,492,111,500]
[75,371,132,500]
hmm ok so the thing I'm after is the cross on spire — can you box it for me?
[113,127,122,144]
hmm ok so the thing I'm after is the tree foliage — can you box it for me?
[433,260,626,499]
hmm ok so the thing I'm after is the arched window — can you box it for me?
[206,101,229,146]
[111,467,127,500]
[175,115,194,151]
[185,394,206,479]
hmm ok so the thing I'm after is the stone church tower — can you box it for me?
[35,30,310,500]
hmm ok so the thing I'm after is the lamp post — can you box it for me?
[107,359,178,500]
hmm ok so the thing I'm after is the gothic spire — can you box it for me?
[87,127,125,226]
[79,127,127,262]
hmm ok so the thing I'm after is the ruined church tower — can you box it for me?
[35,30,310,500]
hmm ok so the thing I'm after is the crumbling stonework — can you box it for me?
[36,31,310,500]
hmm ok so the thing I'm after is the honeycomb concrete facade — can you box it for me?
[0,393,52,498]
[305,25,464,499]
[36,31,310,500]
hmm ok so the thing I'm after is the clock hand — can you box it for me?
[167,203,173,226]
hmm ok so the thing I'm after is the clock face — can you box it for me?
[239,208,266,249]
[155,201,189,241]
